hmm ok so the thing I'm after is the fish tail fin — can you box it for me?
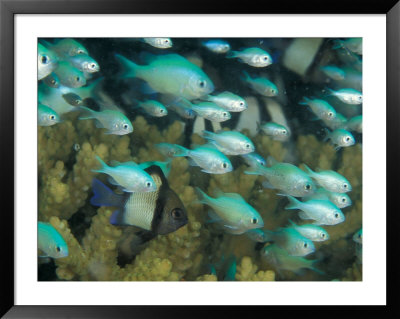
[226,50,238,58]
[92,155,108,173]
[302,164,315,177]
[90,178,123,207]
[115,54,142,78]
[323,128,331,142]
[194,187,211,205]
[241,70,251,82]
[310,259,325,275]
[171,144,189,157]
[324,87,335,96]
[201,130,216,141]
[77,106,96,120]
[284,195,302,210]
[299,96,310,106]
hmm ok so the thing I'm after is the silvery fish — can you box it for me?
[284,195,345,226]
[244,157,315,197]
[48,38,89,57]
[38,43,58,80]
[53,61,87,88]
[263,228,315,257]
[299,97,336,122]
[42,73,60,88]
[243,71,278,97]
[202,39,231,54]
[134,100,168,117]
[246,229,268,243]
[155,143,188,158]
[190,102,231,122]
[303,164,352,193]
[227,47,273,67]
[287,220,329,242]
[38,222,68,258]
[322,112,347,130]
[78,106,133,135]
[259,122,290,142]
[166,103,196,119]
[38,103,60,127]
[326,88,363,105]
[195,187,264,234]
[91,165,188,235]
[204,91,247,112]
[172,144,233,174]
[353,228,362,244]
[115,53,214,100]
[303,188,352,209]
[320,65,346,81]
[261,244,323,275]
[324,128,355,150]
[92,156,156,193]
[68,54,100,75]
[346,115,362,133]
[143,38,173,49]
[241,153,267,168]
[201,130,255,155]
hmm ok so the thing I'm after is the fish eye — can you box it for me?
[222,162,228,168]
[345,136,350,141]
[199,80,205,88]
[123,124,129,130]
[263,56,269,61]
[304,184,311,190]
[171,208,183,219]
[239,102,244,106]
[75,76,81,82]
[90,63,96,68]
[50,115,56,120]
[77,49,84,54]
[41,55,49,64]
[303,242,308,248]
[358,96,362,100]
[282,130,287,134]
[165,39,170,43]
[334,213,339,218]
[146,181,152,188]
[251,218,258,224]
[328,112,333,117]
[223,112,227,117]
[56,246,61,252]
[245,144,250,148]
[342,197,346,202]
[321,233,326,238]
[271,89,276,94]
[160,109,164,113]
[343,184,348,189]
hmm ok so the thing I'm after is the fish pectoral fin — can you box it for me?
[262,181,275,189]
[94,119,105,128]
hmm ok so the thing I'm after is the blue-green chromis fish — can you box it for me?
[155,143,188,158]
[42,73,60,88]
[353,228,362,244]
[134,100,168,117]
[78,106,133,135]
[172,144,233,174]
[242,71,278,97]
[346,115,362,133]
[92,156,156,193]
[322,112,347,130]
[303,164,352,193]
[38,43,58,80]
[241,153,266,168]
[38,103,60,126]
[67,54,100,75]
[139,160,172,178]
[299,97,336,122]
[287,220,329,242]
[263,228,315,257]
[227,47,273,67]
[62,92,83,106]
[49,38,89,57]
[190,102,231,122]
[202,39,231,54]
[324,128,355,150]
[201,130,255,155]
[326,88,363,105]
[284,195,345,226]
[195,187,264,234]
[320,65,346,81]
[38,222,68,258]
[259,122,290,142]
[143,37,173,49]
[91,165,188,235]
[261,244,323,275]
[244,157,315,197]
[115,53,214,100]
[204,91,247,112]
[246,229,267,243]
[303,188,352,209]
[53,61,87,88]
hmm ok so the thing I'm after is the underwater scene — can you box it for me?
[38,38,362,281]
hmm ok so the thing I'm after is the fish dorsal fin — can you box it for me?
[119,161,138,167]
[223,192,246,202]
[267,156,278,166]
[110,160,121,166]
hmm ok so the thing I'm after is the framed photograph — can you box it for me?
[1,0,397,317]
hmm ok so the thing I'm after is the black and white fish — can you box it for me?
[90,165,188,236]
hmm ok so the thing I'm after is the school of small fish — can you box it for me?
[38,37,362,280]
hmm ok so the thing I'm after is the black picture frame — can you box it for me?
[1,0,398,317]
